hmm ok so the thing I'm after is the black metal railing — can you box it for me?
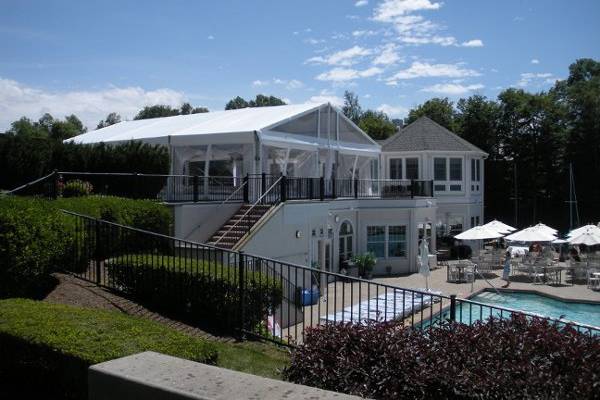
[8,171,435,204]
[59,210,600,345]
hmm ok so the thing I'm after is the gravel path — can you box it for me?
[44,273,233,342]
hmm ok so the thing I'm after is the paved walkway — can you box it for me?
[373,266,600,303]
[44,273,234,342]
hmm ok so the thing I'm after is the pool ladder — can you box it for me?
[471,266,502,296]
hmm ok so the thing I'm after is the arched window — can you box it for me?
[339,221,354,266]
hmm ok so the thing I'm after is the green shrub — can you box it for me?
[61,179,93,197]
[0,197,72,298]
[0,298,217,399]
[54,196,172,234]
[106,254,283,332]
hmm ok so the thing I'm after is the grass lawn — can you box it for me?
[0,298,289,398]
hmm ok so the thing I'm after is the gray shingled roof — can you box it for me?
[382,116,487,155]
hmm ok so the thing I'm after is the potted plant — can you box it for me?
[352,253,377,279]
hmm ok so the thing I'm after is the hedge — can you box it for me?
[0,298,217,399]
[284,316,600,399]
[106,254,283,332]
[0,196,172,298]
[0,197,73,298]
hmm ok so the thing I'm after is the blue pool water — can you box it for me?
[458,291,600,329]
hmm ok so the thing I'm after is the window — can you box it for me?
[471,159,476,181]
[434,158,446,181]
[476,216,480,225]
[450,184,462,191]
[434,184,446,191]
[449,158,462,181]
[471,216,475,227]
[389,159,402,179]
[476,159,481,181]
[471,159,481,182]
[405,158,419,180]
[339,221,354,262]
[367,226,385,257]
[388,226,407,257]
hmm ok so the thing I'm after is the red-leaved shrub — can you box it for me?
[284,316,600,399]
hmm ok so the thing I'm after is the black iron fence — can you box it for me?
[9,171,435,204]
[60,210,599,345]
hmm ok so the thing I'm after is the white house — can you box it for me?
[68,104,486,276]
[381,116,488,255]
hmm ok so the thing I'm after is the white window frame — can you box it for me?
[366,225,408,260]
[433,156,464,194]
[388,156,420,180]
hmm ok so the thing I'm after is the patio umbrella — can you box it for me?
[567,224,600,238]
[532,223,558,236]
[483,220,516,234]
[568,229,600,246]
[505,226,557,242]
[551,238,568,244]
[455,226,505,240]
[418,240,430,290]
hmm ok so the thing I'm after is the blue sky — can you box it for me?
[1,0,599,130]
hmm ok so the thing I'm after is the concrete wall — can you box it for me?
[89,351,361,400]
[171,203,240,243]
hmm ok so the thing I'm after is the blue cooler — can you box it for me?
[296,288,320,306]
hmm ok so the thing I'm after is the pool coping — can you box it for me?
[467,288,600,306]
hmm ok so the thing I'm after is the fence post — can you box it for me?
[95,219,102,285]
[280,174,287,202]
[193,175,199,203]
[331,176,337,199]
[261,172,266,198]
[354,178,359,199]
[238,251,246,339]
[449,294,456,322]
[319,176,324,201]
[410,179,415,199]
[243,174,249,203]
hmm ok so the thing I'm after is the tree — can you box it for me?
[50,115,86,140]
[342,91,362,124]
[225,95,286,110]
[7,117,48,138]
[358,110,397,141]
[97,112,122,129]
[134,105,180,120]
[406,98,456,130]
[455,95,501,157]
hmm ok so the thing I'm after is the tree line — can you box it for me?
[344,58,599,231]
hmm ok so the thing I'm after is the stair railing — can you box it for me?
[212,176,282,246]
[184,180,248,241]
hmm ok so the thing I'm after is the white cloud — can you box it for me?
[306,45,372,66]
[304,38,325,45]
[207,35,214,40]
[316,66,383,82]
[0,77,188,131]
[372,43,402,65]
[373,0,441,22]
[517,72,555,87]
[461,39,484,47]
[531,58,540,64]
[252,78,304,90]
[352,30,377,37]
[386,62,480,83]
[308,89,343,106]
[377,103,408,117]
[355,0,369,6]
[421,83,485,95]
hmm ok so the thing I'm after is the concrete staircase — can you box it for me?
[205,204,272,249]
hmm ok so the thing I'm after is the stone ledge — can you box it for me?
[89,351,361,400]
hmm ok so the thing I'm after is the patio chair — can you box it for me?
[587,268,600,290]
[531,264,546,285]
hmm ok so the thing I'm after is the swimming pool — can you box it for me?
[456,291,600,329]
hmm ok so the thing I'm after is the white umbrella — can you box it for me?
[567,224,600,238]
[551,238,568,244]
[455,226,505,240]
[505,226,556,242]
[483,220,516,234]
[532,223,558,235]
[568,229,600,246]
[418,240,430,290]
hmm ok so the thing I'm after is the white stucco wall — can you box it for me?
[171,203,241,243]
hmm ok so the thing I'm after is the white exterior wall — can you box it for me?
[172,203,240,243]
[241,198,437,276]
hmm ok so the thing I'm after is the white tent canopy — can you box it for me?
[505,226,557,242]
[482,220,516,234]
[455,226,504,240]
[66,103,381,179]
